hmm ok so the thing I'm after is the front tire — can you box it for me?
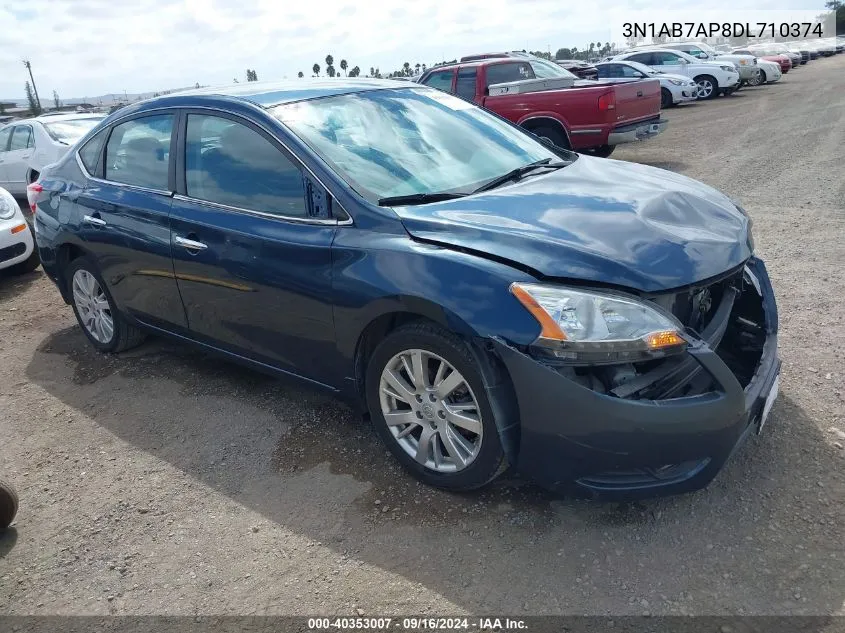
[365,321,508,491]
[660,87,673,109]
[66,257,145,353]
[694,75,718,100]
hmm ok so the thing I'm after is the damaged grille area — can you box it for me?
[544,265,767,400]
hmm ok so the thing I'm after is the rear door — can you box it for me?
[76,111,187,330]
[168,110,338,382]
[2,125,35,194]
[652,51,692,78]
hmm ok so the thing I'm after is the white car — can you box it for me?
[0,186,37,275]
[0,113,104,195]
[656,42,759,86]
[748,58,782,85]
[612,48,740,100]
[594,60,698,108]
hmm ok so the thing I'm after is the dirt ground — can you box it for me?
[1,55,844,617]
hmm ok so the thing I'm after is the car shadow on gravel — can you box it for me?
[25,327,845,614]
[0,269,42,299]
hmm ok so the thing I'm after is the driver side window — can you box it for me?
[654,52,682,66]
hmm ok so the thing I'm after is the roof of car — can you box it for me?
[172,79,412,107]
[7,112,105,125]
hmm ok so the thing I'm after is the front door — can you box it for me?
[168,111,338,384]
[76,112,187,330]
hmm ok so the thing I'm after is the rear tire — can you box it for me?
[694,75,718,100]
[527,124,571,151]
[582,145,615,158]
[660,87,673,109]
[0,478,18,529]
[66,256,146,353]
[365,321,508,491]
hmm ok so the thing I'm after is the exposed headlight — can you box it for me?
[0,191,18,220]
[667,79,684,85]
[739,59,748,65]
[720,65,736,72]
[510,283,687,364]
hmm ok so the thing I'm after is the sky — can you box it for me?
[0,0,831,100]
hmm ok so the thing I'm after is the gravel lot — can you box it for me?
[1,55,844,617]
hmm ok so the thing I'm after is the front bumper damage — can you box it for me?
[493,257,780,499]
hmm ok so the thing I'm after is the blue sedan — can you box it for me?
[30,80,780,498]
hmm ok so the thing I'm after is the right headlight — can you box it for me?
[0,190,18,220]
[510,283,687,364]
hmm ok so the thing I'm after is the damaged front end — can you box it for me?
[493,257,780,498]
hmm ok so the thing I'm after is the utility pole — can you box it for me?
[22,60,42,110]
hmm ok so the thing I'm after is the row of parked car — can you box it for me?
[411,37,843,158]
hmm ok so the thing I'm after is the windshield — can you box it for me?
[43,117,104,143]
[273,87,567,203]
[526,57,578,80]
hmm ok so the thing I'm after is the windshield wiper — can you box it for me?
[472,158,568,194]
[377,192,467,206]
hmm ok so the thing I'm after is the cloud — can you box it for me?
[0,0,823,100]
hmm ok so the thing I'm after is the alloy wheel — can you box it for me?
[72,269,114,343]
[378,349,483,473]
[696,78,715,99]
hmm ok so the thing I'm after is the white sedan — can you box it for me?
[0,186,38,275]
[0,112,104,195]
[594,60,699,108]
[747,58,782,85]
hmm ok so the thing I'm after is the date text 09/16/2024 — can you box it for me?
[622,21,824,39]
[307,617,528,630]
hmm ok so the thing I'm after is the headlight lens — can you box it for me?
[668,78,684,85]
[510,283,687,364]
[0,191,18,220]
[721,65,736,72]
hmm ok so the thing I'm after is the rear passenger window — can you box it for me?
[105,115,173,190]
[78,129,108,176]
[9,126,34,150]
[485,62,535,88]
[422,70,454,92]
[455,69,477,99]
[185,114,306,218]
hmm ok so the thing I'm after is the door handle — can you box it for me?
[83,214,106,226]
[174,235,208,251]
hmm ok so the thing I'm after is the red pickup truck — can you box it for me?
[417,56,666,158]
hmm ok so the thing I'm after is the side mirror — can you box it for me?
[697,52,708,59]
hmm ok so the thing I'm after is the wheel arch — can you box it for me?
[352,305,521,463]
[54,242,90,303]
[518,116,573,150]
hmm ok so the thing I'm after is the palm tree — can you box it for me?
[312,63,320,76]
[415,63,421,74]
[350,66,360,77]
[340,59,348,76]
[325,54,334,69]
[403,62,411,76]
[369,66,375,77]
[327,65,336,77]
[298,71,304,78]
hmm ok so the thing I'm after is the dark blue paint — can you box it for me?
[32,85,767,497]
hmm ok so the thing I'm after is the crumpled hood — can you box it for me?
[393,155,752,293]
